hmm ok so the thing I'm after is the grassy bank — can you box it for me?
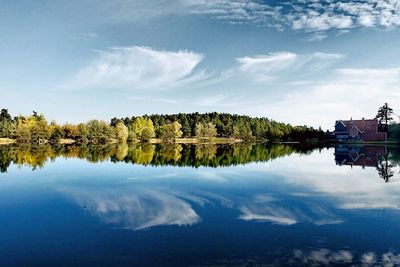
[148,137,243,144]
[0,138,15,145]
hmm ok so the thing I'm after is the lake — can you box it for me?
[1,143,400,266]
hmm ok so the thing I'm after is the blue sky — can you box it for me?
[1,0,400,129]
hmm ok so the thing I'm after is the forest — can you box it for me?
[0,108,326,145]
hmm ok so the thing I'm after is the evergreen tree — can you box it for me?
[375,103,394,126]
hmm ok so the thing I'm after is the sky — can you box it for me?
[1,0,400,129]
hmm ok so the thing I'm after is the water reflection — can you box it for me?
[238,194,342,226]
[334,145,398,182]
[2,143,400,266]
[63,188,200,230]
[0,143,316,172]
[2,143,400,183]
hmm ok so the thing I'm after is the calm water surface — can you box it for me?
[0,144,400,266]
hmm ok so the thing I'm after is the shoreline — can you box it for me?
[0,137,245,146]
[1,137,399,146]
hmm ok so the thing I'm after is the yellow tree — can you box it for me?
[115,122,129,143]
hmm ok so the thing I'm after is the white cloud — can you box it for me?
[62,188,200,230]
[184,0,400,39]
[290,12,353,31]
[239,207,298,225]
[67,46,205,90]
[238,194,343,226]
[293,249,353,265]
[294,249,400,266]
[183,0,282,27]
[128,96,178,104]
[236,51,343,83]
[256,67,400,129]
[259,149,400,211]
[193,94,228,107]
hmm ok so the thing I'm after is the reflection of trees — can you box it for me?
[334,145,400,183]
[195,145,217,161]
[377,154,394,183]
[159,144,182,163]
[114,143,128,161]
[126,144,155,165]
[0,143,318,172]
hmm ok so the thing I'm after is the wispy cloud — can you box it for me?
[184,0,400,40]
[183,0,283,27]
[65,46,205,91]
[256,67,400,129]
[238,196,342,226]
[239,206,298,225]
[293,249,353,265]
[194,94,228,107]
[263,149,400,211]
[62,188,200,230]
[128,96,178,104]
[236,51,344,83]
[293,249,400,266]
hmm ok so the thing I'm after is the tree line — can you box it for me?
[0,108,326,144]
[111,112,326,141]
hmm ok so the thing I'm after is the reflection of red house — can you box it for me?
[334,118,387,141]
[335,145,386,168]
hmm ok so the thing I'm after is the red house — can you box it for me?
[334,118,387,141]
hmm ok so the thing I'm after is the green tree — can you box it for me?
[49,122,64,143]
[78,123,89,144]
[114,122,129,143]
[127,123,137,142]
[63,124,80,140]
[0,109,14,138]
[131,117,155,142]
[159,122,183,143]
[86,120,115,144]
[13,113,50,144]
[141,127,155,141]
[375,103,394,126]
[14,116,31,143]
[195,122,217,139]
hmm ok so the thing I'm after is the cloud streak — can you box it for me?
[67,46,205,91]
[236,51,344,83]
[62,188,200,230]
[184,0,400,39]
[255,67,400,129]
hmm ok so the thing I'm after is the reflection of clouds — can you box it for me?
[196,170,227,183]
[238,194,342,226]
[239,206,297,225]
[361,252,376,265]
[255,149,400,211]
[382,252,400,266]
[294,249,353,265]
[62,188,199,230]
[293,249,400,266]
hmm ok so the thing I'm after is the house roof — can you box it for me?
[335,119,378,132]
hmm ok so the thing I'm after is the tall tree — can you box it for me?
[196,122,217,139]
[159,121,183,143]
[131,117,155,142]
[115,122,129,143]
[375,103,394,125]
[0,109,14,138]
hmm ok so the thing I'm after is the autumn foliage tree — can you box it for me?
[159,122,183,143]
